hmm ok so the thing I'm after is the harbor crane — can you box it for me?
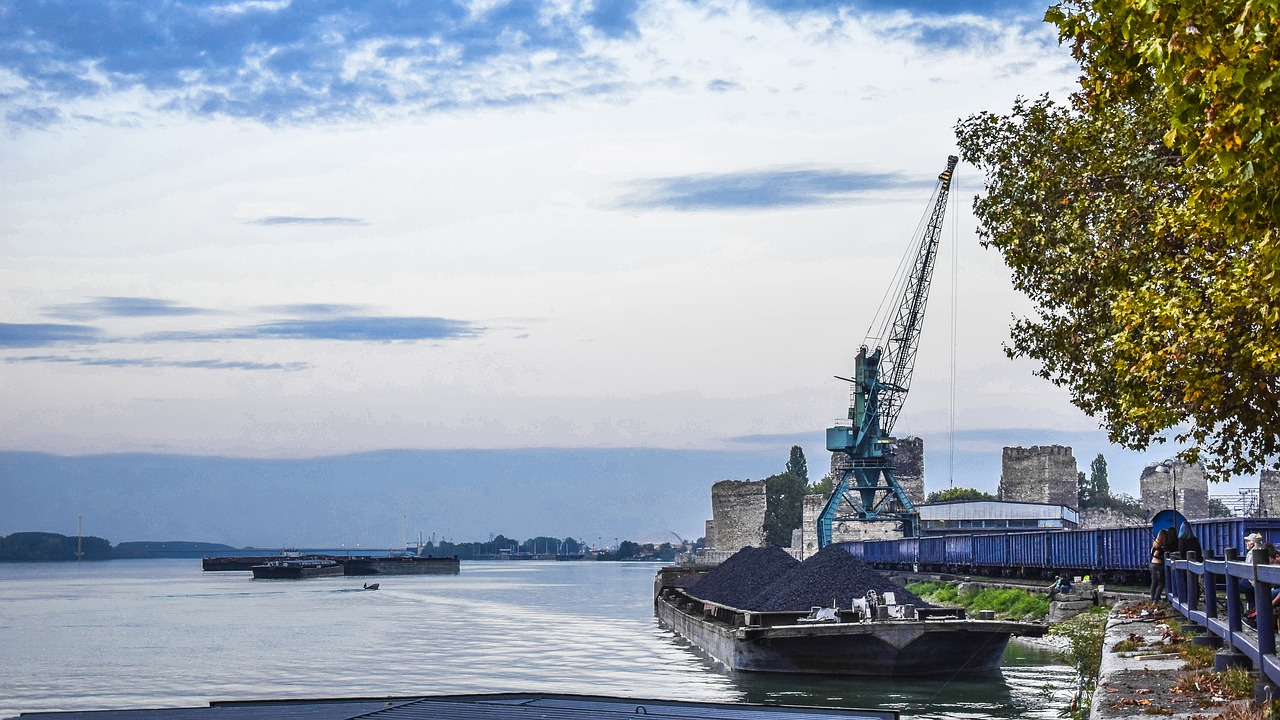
[817,155,958,548]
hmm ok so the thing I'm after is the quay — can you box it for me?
[1091,549,1280,718]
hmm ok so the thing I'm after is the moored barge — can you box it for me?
[655,585,1046,676]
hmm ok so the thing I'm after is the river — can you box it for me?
[0,559,1076,719]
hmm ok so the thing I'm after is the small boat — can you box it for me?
[362,582,380,590]
[251,558,344,579]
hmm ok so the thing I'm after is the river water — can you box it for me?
[0,559,1076,719]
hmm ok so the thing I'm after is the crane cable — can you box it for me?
[949,173,959,488]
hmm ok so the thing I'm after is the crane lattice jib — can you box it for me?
[876,155,957,435]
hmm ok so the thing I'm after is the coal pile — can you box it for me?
[686,546,798,608]
[748,544,930,612]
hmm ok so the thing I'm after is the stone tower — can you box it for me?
[999,445,1079,509]
[708,479,766,552]
[1140,460,1209,520]
[1262,469,1280,517]
[827,436,924,506]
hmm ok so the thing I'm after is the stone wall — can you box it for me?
[1139,460,1208,520]
[708,479,766,552]
[892,436,925,506]
[1078,507,1146,529]
[704,519,716,550]
[999,445,1079,509]
[797,493,905,559]
[827,436,924,507]
[1261,469,1280,517]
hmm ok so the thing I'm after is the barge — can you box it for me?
[342,555,460,575]
[251,558,344,579]
[654,567,1047,676]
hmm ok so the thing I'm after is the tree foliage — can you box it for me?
[764,471,806,547]
[806,473,833,497]
[956,0,1280,479]
[1079,454,1112,508]
[786,445,809,483]
[924,487,997,503]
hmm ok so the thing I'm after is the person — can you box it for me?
[1150,528,1171,603]
[1048,572,1073,601]
[1240,533,1265,611]
[1176,523,1204,600]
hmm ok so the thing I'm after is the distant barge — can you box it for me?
[654,567,1046,676]
[206,553,461,577]
[251,559,344,579]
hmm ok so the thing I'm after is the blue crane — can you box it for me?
[817,155,958,548]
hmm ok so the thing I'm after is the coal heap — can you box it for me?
[686,546,799,609]
[747,544,930,612]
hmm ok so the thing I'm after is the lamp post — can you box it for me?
[1155,459,1178,517]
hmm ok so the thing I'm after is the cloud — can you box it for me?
[4,355,309,371]
[43,297,212,321]
[256,303,370,316]
[247,216,368,226]
[0,323,101,348]
[144,316,484,342]
[617,167,924,210]
[0,0,1048,128]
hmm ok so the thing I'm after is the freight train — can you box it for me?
[834,516,1280,584]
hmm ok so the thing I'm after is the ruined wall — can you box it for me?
[1078,507,1146,529]
[709,479,766,552]
[704,519,717,550]
[1261,469,1280,517]
[892,436,925,506]
[999,445,1080,509]
[1140,460,1209,520]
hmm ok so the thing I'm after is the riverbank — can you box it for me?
[1089,600,1258,719]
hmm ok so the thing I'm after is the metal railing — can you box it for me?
[1167,549,1280,686]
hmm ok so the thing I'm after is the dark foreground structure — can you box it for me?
[16,693,898,720]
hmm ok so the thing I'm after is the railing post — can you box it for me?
[1225,548,1242,633]
[1255,552,1276,657]
[1187,551,1199,613]
[1169,552,1183,605]
[1205,555,1218,619]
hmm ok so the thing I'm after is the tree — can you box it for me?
[1077,471,1090,509]
[924,487,997,503]
[786,445,809,483]
[1090,454,1110,500]
[1208,497,1233,518]
[806,473,833,497]
[956,1,1280,480]
[764,471,806,547]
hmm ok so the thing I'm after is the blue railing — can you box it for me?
[1167,549,1280,685]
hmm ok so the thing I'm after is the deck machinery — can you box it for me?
[817,155,959,549]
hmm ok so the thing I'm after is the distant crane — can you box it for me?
[817,155,958,548]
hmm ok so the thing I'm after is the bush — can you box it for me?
[904,581,1050,620]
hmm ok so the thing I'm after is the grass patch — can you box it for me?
[1173,667,1254,706]
[1178,642,1216,670]
[905,581,1050,620]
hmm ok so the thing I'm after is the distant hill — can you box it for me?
[0,447,789,548]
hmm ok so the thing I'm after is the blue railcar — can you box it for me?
[837,540,866,560]
[919,535,946,568]
[1190,518,1280,559]
[895,537,920,569]
[864,539,898,567]
[1096,526,1148,574]
[944,534,973,567]
[1008,531,1049,572]
[1048,529,1101,573]
[972,534,1008,573]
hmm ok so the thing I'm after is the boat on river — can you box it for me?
[654,567,1047,676]
[251,558,344,579]
[341,554,460,575]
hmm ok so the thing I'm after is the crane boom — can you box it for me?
[817,155,958,549]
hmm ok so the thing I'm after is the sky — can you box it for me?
[0,0,1254,544]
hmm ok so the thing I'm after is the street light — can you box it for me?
[1154,459,1178,516]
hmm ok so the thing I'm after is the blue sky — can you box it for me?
[0,0,1238,542]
